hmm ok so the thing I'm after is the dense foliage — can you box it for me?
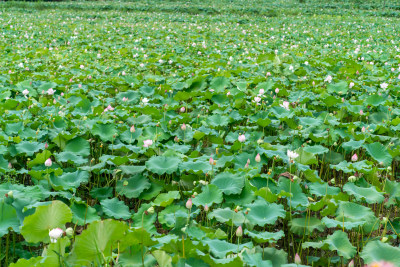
[1,1,400,266]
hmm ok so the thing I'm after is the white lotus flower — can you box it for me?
[143,139,153,148]
[22,89,29,97]
[287,150,299,161]
[280,101,290,110]
[324,75,332,83]
[142,98,149,105]
[380,82,388,89]
[49,228,64,243]
[47,88,56,95]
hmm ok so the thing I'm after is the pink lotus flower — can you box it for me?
[143,139,153,148]
[359,110,363,115]
[362,126,366,132]
[351,153,358,162]
[45,143,48,149]
[366,261,395,267]
[294,253,301,264]
[349,82,355,88]
[255,153,261,163]
[45,158,52,167]
[181,123,186,131]
[280,101,290,110]
[204,204,209,212]
[209,157,214,165]
[186,198,192,209]
[130,125,135,133]
[238,134,246,143]
[259,89,265,95]
[275,88,279,94]
[348,260,354,267]
[180,107,185,113]
[47,88,56,95]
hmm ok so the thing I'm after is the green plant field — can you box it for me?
[1,1,400,266]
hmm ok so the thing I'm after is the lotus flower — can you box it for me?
[324,75,332,83]
[236,226,243,237]
[366,261,395,267]
[349,82,354,88]
[255,153,261,162]
[209,157,214,165]
[22,89,29,97]
[180,107,185,113]
[287,150,299,161]
[238,134,246,143]
[47,88,56,95]
[45,158,52,167]
[143,139,153,148]
[351,153,358,162]
[275,88,279,94]
[49,228,64,243]
[181,123,186,131]
[130,125,135,133]
[204,204,209,212]
[186,198,192,209]
[380,82,388,89]
[280,101,290,110]
[294,253,301,264]
[142,98,149,105]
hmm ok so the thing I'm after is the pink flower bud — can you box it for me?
[362,126,365,133]
[181,123,186,131]
[186,198,192,209]
[275,88,279,94]
[351,153,358,162]
[45,158,52,167]
[359,110,363,115]
[204,204,209,212]
[180,107,185,113]
[238,134,246,143]
[348,260,354,267]
[45,143,48,149]
[294,253,301,264]
[209,157,214,165]
[255,153,261,163]
[130,125,135,133]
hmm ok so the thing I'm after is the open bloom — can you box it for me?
[275,88,279,94]
[238,134,246,143]
[47,88,56,95]
[324,75,332,83]
[142,98,149,105]
[280,101,290,110]
[287,150,299,161]
[349,82,354,88]
[143,139,153,148]
[380,82,388,89]
[49,228,64,243]
[45,158,52,167]
[22,89,29,97]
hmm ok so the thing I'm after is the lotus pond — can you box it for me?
[1,1,400,266]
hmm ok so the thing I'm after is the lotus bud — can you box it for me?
[348,260,354,267]
[181,123,186,131]
[294,253,301,264]
[65,227,74,237]
[351,153,358,162]
[186,198,192,209]
[147,207,155,214]
[255,153,261,163]
[330,178,335,185]
[7,191,13,198]
[238,134,246,143]
[359,110,363,115]
[236,226,243,237]
[209,157,214,165]
[45,143,49,149]
[381,236,388,243]
[180,107,185,113]
[45,158,52,167]
[348,176,357,183]
[130,125,135,133]
[387,166,392,171]
[204,204,209,212]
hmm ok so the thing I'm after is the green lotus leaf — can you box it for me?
[361,241,400,265]
[211,172,245,195]
[0,200,20,237]
[289,217,325,235]
[116,174,151,199]
[244,229,284,243]
[64,137,90,157]
[69,220,128,265]
[208,208,245,226]
[100,198,131,220]
[92,123,117,142]
[153,191,180,207]
[70,202,100,226]
[203,239,252,258]
[146,156,181,175]
[207,114,230,127]
[21,200,72,243]
[303,145,329,155]
[364,142,392,166]
[343,183,384,204]
[210,76,230,92]
[15,141,45,156]
[246,199,286,226]
[192,184,223,207]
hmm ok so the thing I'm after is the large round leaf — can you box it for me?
[0,200,20,237]
[343,183,384,204]
[364,142,392,166]
[21,201,72,243]
[192,184,223,207]
[100,198,131,220]
[116,174,151,198]
[146,156,181,175]
[64,137,90,157]
[211,172,245,195]
[69,220,128,265]
[246,199,286,226]
[361,241,400,265]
